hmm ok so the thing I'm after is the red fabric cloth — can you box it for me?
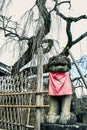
[48,72,72,96]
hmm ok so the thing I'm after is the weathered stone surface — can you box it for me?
[47,54,71,72]
[0,129,6,130]
[41,123,87,130]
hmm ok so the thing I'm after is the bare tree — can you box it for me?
[0,0,87,74]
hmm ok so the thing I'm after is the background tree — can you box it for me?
[0,0,86,74]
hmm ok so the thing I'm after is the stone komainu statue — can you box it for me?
[46,54,76,125]
[48,54,71,72]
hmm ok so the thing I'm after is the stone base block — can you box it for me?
[41,123,87,130]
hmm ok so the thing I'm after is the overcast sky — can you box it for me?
[0,0,87,66]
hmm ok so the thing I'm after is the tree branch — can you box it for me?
[57,1,71,8]
[70,15,87,22]
[54,7,87,56]
[73,32,87,45]
[0,0,87,75]
[50,0,71,13]
[11,38,54,74]
[0,2,52,74]
[42,39,53,54]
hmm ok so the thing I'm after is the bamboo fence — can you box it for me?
[0,68,86,130]
[0,73,49,130]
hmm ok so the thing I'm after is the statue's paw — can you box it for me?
[59,112,71,125]
[45,114,60,124]
[59,112,77,125]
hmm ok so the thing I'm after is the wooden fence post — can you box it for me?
[36,46,43,130]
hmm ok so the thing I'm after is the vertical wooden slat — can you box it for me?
[15,94,19,130]
[9,77,14,130]
[36,46,43,130]
[20,72,25,130]
[27,94,32,125]
[3,77,7,129]
[12,77,17,130]
[18,89,22,130]
[0,77,3,128]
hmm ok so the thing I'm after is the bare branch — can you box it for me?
[42,39,53,54]
[36,0,51,36]
[6,0,12,9]
[0,1,52,74]
[57,1,71,8]
[73,32,87,45]
[12,38,54,74]
[0,0,12,11]
[70,15,87,22]
[0,0,5,11]
[0,0,87,74]
[50,0,71,13]
[61,32,87,56]
[53,7,87,56]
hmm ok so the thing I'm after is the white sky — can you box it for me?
[0,0,87,66]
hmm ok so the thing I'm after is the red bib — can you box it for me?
[48,72,72,96]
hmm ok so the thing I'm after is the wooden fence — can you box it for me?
[0,73,49,130]
[0,70,86,130]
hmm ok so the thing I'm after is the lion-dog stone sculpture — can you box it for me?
[46,54,76,125]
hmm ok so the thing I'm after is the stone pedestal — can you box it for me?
[41,123,87,130]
